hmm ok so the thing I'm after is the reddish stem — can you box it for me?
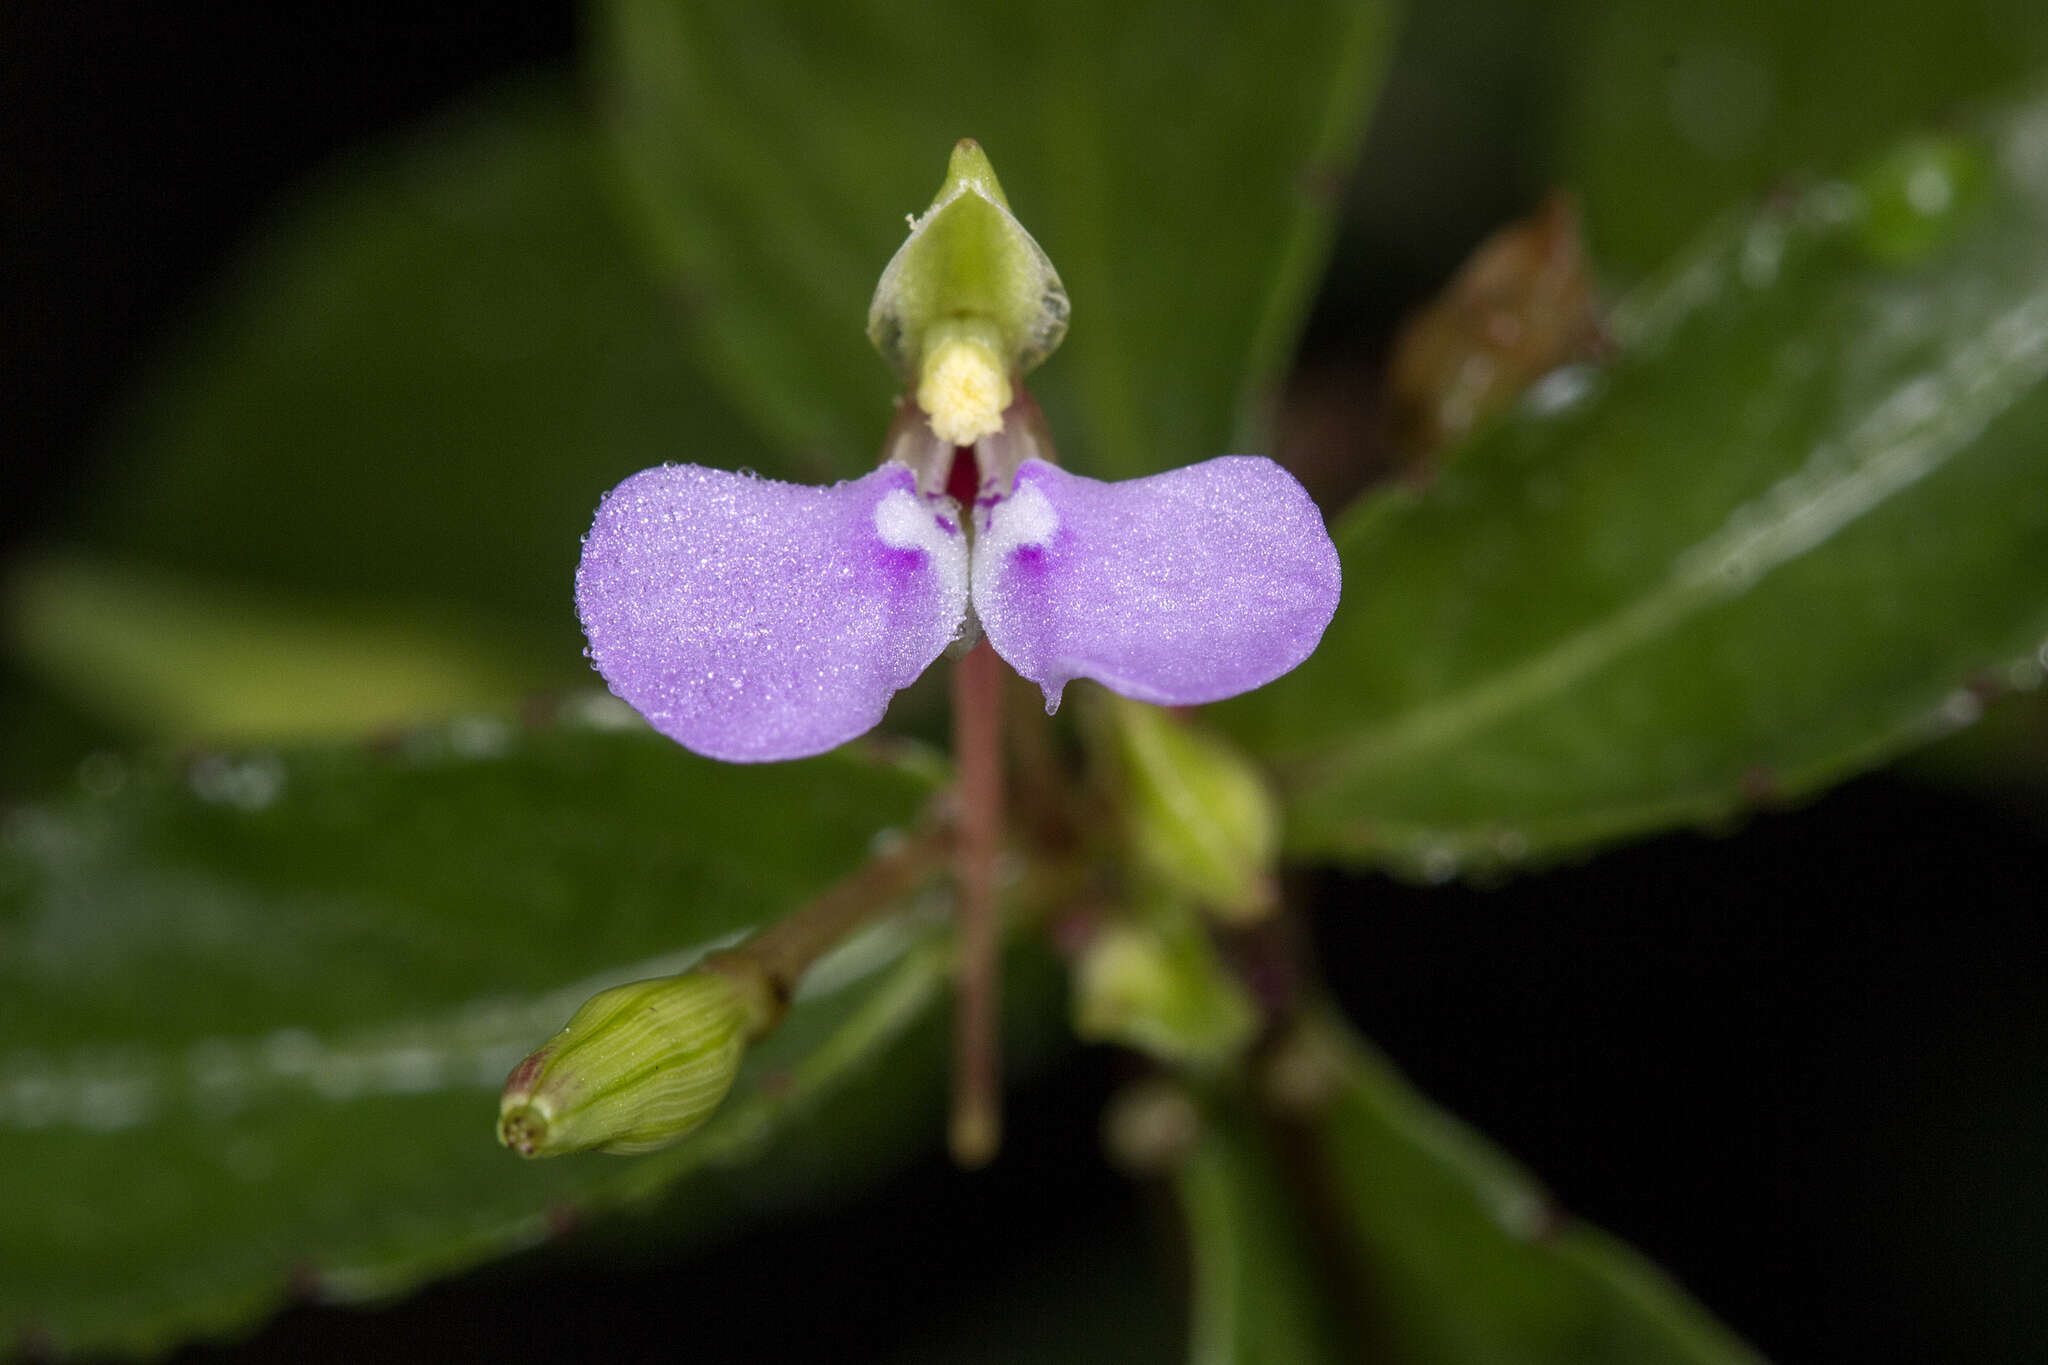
[949,639,1004,1166]
[712,820,954,1028]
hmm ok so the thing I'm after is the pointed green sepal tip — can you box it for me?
[867,139,1069,429]
[497,965,770,1158]
[1104,697,1283,925]
[940,138,1010,211]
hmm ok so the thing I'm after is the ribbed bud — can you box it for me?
[1106,696,1282,925]
[497,966,769,1158]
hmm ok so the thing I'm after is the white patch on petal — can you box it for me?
[970,476,1061,691]
[874,486,970,631]
[983,479,1060,553]
[874,487,932,548]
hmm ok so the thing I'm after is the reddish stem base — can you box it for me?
[949,640,1004,1167]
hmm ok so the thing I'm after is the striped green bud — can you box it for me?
[497,965,771,1158]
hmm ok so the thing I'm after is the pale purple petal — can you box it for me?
[972,458,1339,711]
[577,464,966,762]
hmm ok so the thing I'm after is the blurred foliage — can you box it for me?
[1552,0,2048,280]
[0,718,984,1354]
[593,0,1394,480]
[66,86,765,678]
[1165,1017,1762,1365]
[0,662,119,805]
[1177,1101,1353,1364]
[1330,0,2048,331]
[1910,685,2048,803]
[1219,101,2048,876]
[1295,1014,1761,1364]
[5,555,543,743]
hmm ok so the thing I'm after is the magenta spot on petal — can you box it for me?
[869,540,930,577]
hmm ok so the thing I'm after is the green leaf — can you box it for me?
[71,83,783,674]
[0,716,952,1355]
[4,555,547,743]
[593,0,1399,478]
[1176,1103,1351,1365]
[1552,0,2048,281]
[1218,99,2048,875]
[1296,1012,1761,1365]
[0,665,122,805]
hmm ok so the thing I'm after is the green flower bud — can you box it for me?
[868,140,1069,445]
[1073,914,1259,1069]
[1106,696,1282,925]
[497,965,771,1158]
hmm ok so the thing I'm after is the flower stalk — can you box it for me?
[949,638,1005,1167]
[498,820,953,1159]
[710,818,955,1012]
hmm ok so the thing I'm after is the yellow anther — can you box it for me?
[916,319,1012,447]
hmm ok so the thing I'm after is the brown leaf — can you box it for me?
[1386,192,1607,461]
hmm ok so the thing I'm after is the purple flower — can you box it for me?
[576,431,1340,763]
[574,139,1340,763]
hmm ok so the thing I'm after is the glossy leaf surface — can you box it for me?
[0,717,948,1355]
[1291,1013,1761,1364]
[1220,102,2048,875]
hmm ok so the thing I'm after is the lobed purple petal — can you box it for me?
[576,464,967,762]
[971,458,1340,711]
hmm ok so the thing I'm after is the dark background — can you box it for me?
[6,4,2045,1362]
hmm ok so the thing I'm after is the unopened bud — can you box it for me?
[1073,917,1258,1069]
[868,139,1069,425]
[497,965,770,1158]
[1107,696,1282,924]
